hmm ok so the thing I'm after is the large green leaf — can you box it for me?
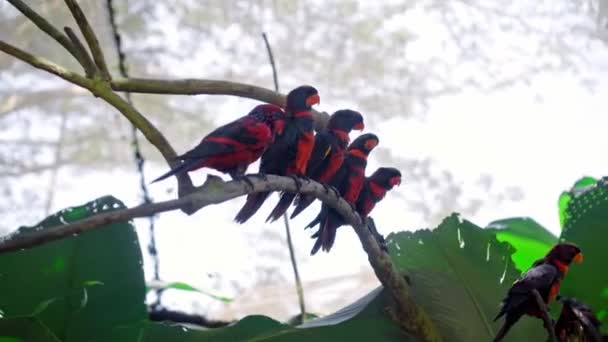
[559,176,608,332]
[0,196,147,341]
[485,217,557,271]
[386,213,546,341]
[0,317,61,342]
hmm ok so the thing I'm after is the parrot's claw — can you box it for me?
[233,175,255,190]
[322,184,341,199]
[289,175,304,192]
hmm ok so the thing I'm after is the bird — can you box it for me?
[265,109,365,223]
[355,167,402,218]
[234,85,320,224]
[304,133,379,255]
[554,296,605,342]
[493,243,584,341]
[151,104,285,183]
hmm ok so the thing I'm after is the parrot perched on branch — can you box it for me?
[308,165,400,255]
[265,109,365,223]
[151,104,285,183]
[234,85,320,224]
[493,243,584,342]
[554,296,605,342]
[304,133,379,255]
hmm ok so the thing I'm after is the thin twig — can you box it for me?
[5,0,84,68]
[63,26,97,77]
[63,0,112,80]
[532,289,557,342]
[262,31,307,321]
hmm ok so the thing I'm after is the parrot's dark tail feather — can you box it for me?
[150,160,193,184]
[290,195,315,219]
[265,192,296,223]
[493,316,517,342]
[305,211,323,230]
[310,235,323,255]
[234,192,271,224]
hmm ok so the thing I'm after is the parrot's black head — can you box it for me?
[327,109,365,133]
[348,133,379,156]
[286,85,320,112]
[249,104,286,135]
[546,242,583,265]
[369,167,402,190]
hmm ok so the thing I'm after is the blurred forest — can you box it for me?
[1,0,607,320]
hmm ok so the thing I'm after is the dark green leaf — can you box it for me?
[0,196,146,342]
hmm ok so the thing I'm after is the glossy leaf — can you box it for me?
[0,196,146,342]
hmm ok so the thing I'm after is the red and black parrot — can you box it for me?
[265,109,365,223]
[234,85,320,224]
[151,104,285,183]
[308,165,401,254]
[304,133,379,255]
[493,243,584,342]
[555,296,605,342]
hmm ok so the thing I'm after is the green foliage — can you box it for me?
[558,176,598,228]
[559,177,608,332]
[0,196,146,341]
[485,217,557,271]
[387,214,545,341]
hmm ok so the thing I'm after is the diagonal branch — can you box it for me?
[532,289,557,342]
[63,0,111,80]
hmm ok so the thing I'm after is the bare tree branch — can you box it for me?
[63,0,111,80]
[110,78,331,130]
[0,174,441,341]
[63,26,97,77]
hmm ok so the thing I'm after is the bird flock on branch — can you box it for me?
[152,85,402,255]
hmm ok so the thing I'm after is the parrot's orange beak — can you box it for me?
[353,122,365,131]
[306,93,320,107]
[573,252,584,263]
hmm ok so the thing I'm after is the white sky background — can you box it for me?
[2,0,608,320]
